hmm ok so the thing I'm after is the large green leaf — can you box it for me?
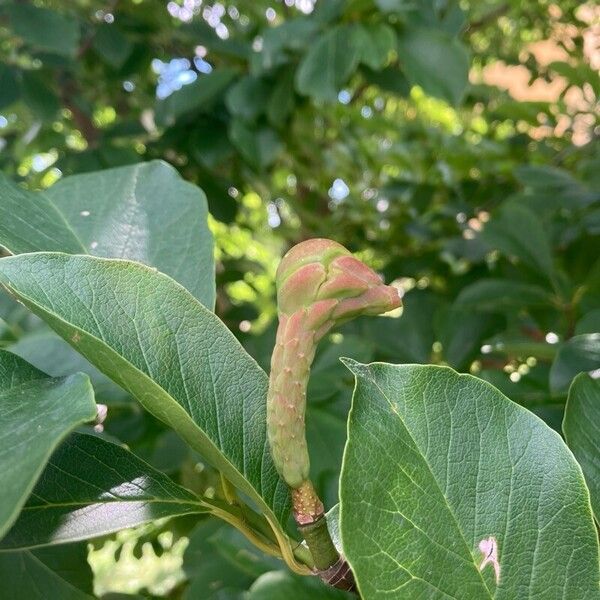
[455,279,553,312]
[550,333,600,393]
[5,4,80,58]
[481,202,555,282]
[0,351,96,540]
[0,432,208,550]
[0,254,289,531]
[340,360,599,599]
[0,161,215,308]
[155,69,237,125]
[295,25,360,102]
[397,28,469,105]
[0,173,85,255]
[563,374,600,521]
[46,160,215,308]
[182,518,278,599]
[8,327,128,403]
[0,544,93,599]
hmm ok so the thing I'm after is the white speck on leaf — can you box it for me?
[478,536,500,583]
[80,210,91,217]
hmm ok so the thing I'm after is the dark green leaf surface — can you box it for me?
[0,173,85,255]
[9,327,128,403]
[6,4,80,57]
[0,545,93,599]
[155,69,237,125]
[340,360,599,599]
[0,161,215,308]
[550,333,600,393]
[46,160,215,308]
[0,253,289,530]
[0,432,208,550]
[397,28,469,105]
[563,374,600,520]
[481,202,555,281]
[295,25,360,102]
[248,571,351,599]
[0,351,96,540]
[455,279,552,311]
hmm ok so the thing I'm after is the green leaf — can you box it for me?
[550,333,600,393]
[340,360,599,599]
[0,547,93,599]
[0,161,215,308]
[397,27,469,105]
[0,350,96,540]
[0,64,19,109]
[481,202,555,281]
[563,374,600,521]
[455,279,553,312]
[353,23,396,70]
[0,432,209,550]
[22,80,62,122]
[9,542,94,594]
[0,173,84,255]
[437,307,501,369]
[229,120,282,169]
[267,70,296,127]
[0,254,289,531]
[92,24,133,69]
[248,571,351,599]
[46,161,215,308]
[8,328,127,403]
[182,518,278,599]
[254,18,318,73]
[155,69,237,126]
[6,4,80,58]
[225,75,270,122]
[295,25,360,102]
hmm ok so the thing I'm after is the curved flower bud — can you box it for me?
[267,238,401,522]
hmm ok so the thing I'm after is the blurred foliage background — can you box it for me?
[0,0,599,597]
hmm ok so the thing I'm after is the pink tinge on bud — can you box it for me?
[305,299,339,331]
[317,269,371,300]
[277,238,348,284]
[330,255,383,286]
[333,285,400,320]
[278,262,326,315]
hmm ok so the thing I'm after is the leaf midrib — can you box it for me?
[0,259,283,529]
[358,365,493,598]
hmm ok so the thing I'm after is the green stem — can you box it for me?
[298,516,339,571]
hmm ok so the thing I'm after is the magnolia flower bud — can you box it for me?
[267,239,401,499]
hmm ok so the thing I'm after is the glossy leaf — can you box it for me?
[0,254,289,531]
[0,173,85,255]
[0,432,208,550]
[340,360,599,599]
[46,161,216,308]
[0,161,215,308]
[563,374,600,520]
[0,351,96,540]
